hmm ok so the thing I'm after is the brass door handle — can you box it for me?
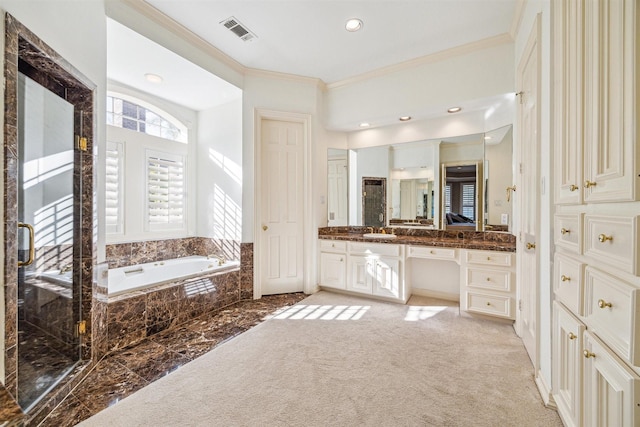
[262,225,268,231]
[561,275,570,282]
[584,180,597,188]
[598,234,613,243]
[560,228,570,235]
[583,349,596,359]
[568,332,577,340]
[506,185,516,202]
[598,299,612,309]
[18,222,35,267]
[526,242,536,250]
[569,184,579,192]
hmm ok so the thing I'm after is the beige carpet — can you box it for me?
[78,291,562,426]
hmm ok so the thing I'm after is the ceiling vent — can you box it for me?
[220,17,257,42]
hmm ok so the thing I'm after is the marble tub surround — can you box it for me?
[38,293,307,427]
[106,269,241,351]
[0,384,23,426]
[105,237,238,269]
[318,226,516,252]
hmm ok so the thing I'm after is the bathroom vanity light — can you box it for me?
[345,18,363,32]
[144,73,163,84]
[447,106,462,113]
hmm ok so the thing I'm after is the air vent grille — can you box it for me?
[220,16,257,42]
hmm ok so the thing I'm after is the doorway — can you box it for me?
[4,15,96,411]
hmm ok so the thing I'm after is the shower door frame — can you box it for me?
[3,13,97,407]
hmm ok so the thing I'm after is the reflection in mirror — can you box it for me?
[362,177,386,227]
[327,149,348,226]
[441,162,483,231]
[325,124,513,232]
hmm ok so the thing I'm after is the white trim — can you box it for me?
[253,109,313,299]
[410,288,459,302]
[509,0,528,40]
[244,68,326,89]
[326,33,514,90]
[534,370,557,409]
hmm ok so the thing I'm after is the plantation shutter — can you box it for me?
[462,183,475,219]
[444,184,452,214]
[146,150,185,228]
[105,141,123,233]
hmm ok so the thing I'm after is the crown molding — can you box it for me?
[244,68,326,90]
[116,0,246,75]
[509,0,527,39]
[326,33,514,90]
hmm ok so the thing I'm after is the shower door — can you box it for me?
[17,73,80,410]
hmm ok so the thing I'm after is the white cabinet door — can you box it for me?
[553,302,585,427]
[583,331,640,427]
[371,256,401,299]
[348,255,373,294]
[319,252,346,289]
[583,0,639,202]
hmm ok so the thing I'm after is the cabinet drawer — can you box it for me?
[465,250,512,267]
[465,267,513,293]
[554,213,583,254]
[584,214,640,275]
[319,240,347,252]
[553,253,585,316]
[349,242,401,257]
[407,246,457,261]
[465,292,514,319]
[584,266,640,366]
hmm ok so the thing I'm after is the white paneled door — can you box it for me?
[259,119,305,295]
[516,16,540,370]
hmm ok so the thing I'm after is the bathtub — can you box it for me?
[108,255,240,296]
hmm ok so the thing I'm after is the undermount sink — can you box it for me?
[363,233,397,240]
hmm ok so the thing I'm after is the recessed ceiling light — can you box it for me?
[447,107,462,113]
[345,18,363,32]
[399,116,411,121]
[484,136,492,140]
[359,122,370,128]
[145,73,163,84]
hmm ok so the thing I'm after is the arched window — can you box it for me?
[106,93,188,143]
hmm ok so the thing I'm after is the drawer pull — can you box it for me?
[486,302,491,306]
[597,299,612,309]
[584,180,597,188]
[569,184,579,192]
[583,349,596,359]
[340,258,344,262]
[598,234,613,243]
[560,275,570,282]
[568,332,577,340]
[560,228,570,235]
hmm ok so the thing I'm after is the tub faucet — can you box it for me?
[207,254,225,265]
[366,227,374,234]
[378,227,386,234]
[59,263,72,274]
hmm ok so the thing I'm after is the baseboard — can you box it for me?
[535,371,557,410]
[410,288,459,302]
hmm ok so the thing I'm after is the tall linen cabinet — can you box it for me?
[551,1,640,426]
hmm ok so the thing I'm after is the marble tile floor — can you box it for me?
[38,293,307,427]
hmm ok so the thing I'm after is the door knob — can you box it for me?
[262,225,268,231]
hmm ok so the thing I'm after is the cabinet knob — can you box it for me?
[561,275,570,282]
[584,180,597,188]
[597,299,612,309]
[430,250,435,254]
[486,277,491,282]
[598,234,613,243]
[583,349,596,359]
[340,258,344,262]
[486,256,491,261]
[568,332,577,340]
[262,225,268,231]
[560,228,570,235]
[569,184,579,192]
[486,302,491,306]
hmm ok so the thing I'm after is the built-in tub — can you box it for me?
[108,255,240,296]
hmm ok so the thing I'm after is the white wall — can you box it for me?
[0,0,107,385]
[197,99,243,244]
[353,146,390,225]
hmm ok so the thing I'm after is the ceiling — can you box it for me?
[107,0,519,118]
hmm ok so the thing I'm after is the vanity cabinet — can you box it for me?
[318,240,347,290]
[460,250,516,319]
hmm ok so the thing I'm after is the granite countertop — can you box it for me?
[318,226,516,252]
[0,385,23,426]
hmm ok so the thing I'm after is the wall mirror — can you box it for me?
[326,124,513,232]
